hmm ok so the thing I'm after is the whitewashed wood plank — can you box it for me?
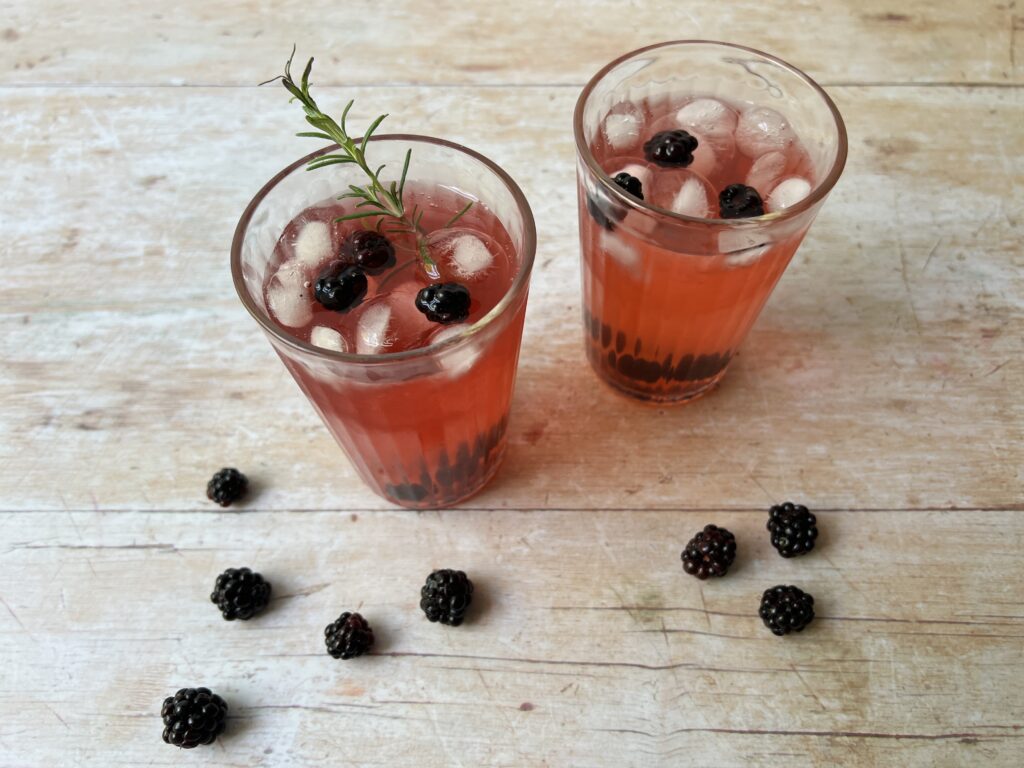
[0,0,1020,87]
[0,85,1020,512]
[0,510,1021,766]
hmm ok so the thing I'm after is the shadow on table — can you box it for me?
[477,320,826,508]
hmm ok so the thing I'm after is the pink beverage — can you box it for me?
[233,52,535,508]
[265,183,517,355]
[234,53,535,509]
[259,181,524,506]
[575,42,847,402]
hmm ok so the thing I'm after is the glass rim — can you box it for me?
[231,134,537,365]
[573,39,849,228]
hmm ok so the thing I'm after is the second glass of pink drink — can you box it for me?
[575,41,847,402]
[233,56,536,508]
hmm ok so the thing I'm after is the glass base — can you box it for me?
[376,441,509,509]
[589,355,729,404]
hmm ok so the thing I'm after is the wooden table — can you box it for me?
[2,2,1021,765]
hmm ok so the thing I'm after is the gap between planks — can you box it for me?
[0,505,1022,515]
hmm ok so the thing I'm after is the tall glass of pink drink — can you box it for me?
[575,41,847,402]
[232,136,536,508]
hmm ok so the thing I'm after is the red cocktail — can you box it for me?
[576,41,847,402]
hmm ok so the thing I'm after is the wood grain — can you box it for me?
[0,0,1021,87]
[2,510,1022,766]
[1,85,1020,512]
[1,1,1022,765]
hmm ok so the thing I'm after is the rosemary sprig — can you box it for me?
[263,47,472,277]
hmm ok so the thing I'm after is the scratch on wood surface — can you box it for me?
[0,596,28,633]
[789,664,829,712]
[46,705,69,730]
[475,667,524,747]
[819,551,874,605]
[1011,15,1023,68]
[921,238,942,274]
[707,442,776,503]
[432,664,603,680]
[174,637,200,680]
[695,584,712,632]
[983,360,1010,377]
[426,703,467,768]
[897,243,923,336]
[632,626,759,641]
[377,649,707,672]
[272,582,330,601]
[594,726,1023,741]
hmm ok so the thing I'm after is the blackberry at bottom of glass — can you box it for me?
[583,308,733,403]
[381,416,510,509]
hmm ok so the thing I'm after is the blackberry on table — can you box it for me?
[681,524,737,579]
[420,569,474,626]
[210,567,272,621]
[324,612,375,659]
[759,584,815,636]
[206,468,247,507]
[767,502,818,558]
[160,687,228,749]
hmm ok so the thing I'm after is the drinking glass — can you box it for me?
[232,135,536,508]
[575,41,847,402]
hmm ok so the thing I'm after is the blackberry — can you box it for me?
[719,184,765,219]
[324,611,374,659]
[643,129,698,167]
[420,569,474,626]
[587,172,644,231]
[160,687,228,749]
[767,502,818,558]
[759,585,815,636]
[206,468,247,507]
[315,262,367,311]
[681,524,737,579]
[342,230,395,271]
[210,567,272,620]
[612,172,644,201]
[415,283,471,324]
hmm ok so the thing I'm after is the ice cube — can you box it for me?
[429,325,482,378]
[647,168,715,219]
[676,98,738,138]
[719,230,772,267]
[745,151,788,196]
[735,106,796,158]
[603,105,642,151]
[355,302,392,354]
[354,289,435,354]
[310,325,347,353]
[685,131,718,179]
[428,228,502,283]
[451,234,492,277]
[266,260,313,328]
[767,177,812,211]
[293,220,332,269]
[599,229,640,269]
[671,176,710,218]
